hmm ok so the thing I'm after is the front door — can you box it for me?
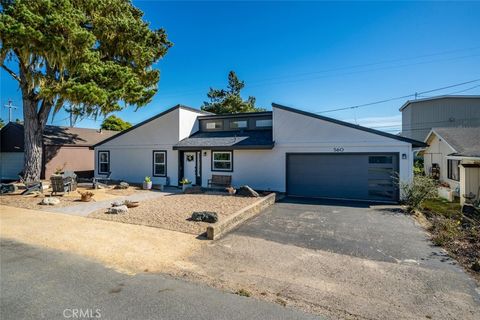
[183,152,197,185]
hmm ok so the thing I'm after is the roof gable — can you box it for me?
[428,127,480,157]
[92,105,209,148]
[272,103,427,148]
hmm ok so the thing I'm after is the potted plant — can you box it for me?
[143,176,152,190]
[179,178,192,191]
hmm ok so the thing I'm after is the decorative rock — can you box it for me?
[111,201,124,207]
[116,182,129,189]
[236,185,259,197]
[40,197,60,205]
[191,211,218,223]
[472,260,480,272]
[107,205,128,214]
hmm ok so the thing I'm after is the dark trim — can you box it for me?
[272,103,428,148]
[152,150,167,177]
[178,151,184,186]
[198,111,272,120]
[97,150,110,175]
[399,95,480,111]
[211,150,234,172]
[285,152,400,203]
[173,143,274,151]
[92,105,210,148]
[447,159,460,181]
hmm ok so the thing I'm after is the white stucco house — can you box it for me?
[423,127,480,204]
[93,103,426,202]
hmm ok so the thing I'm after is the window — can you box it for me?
[206,121,222,130]
[447,159,460,181]
[98,151,110,174]
[230,120,248,129]
[212,151,233,172]
[256,119,272,128]
[153,151,167,177]
[369,155,393,164]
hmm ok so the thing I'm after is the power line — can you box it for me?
[316,78,480,114]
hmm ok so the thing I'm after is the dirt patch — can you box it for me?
[88,193,259,235]
[0,205,200,274]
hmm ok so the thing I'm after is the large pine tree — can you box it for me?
[0,0,171,181]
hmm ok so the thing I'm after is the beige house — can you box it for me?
[0,122,117,180]
[423,127,480,204]
[400,95,480,141]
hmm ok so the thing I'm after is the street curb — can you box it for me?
[206,192,276,240]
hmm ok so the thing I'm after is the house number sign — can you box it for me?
[333,147,344,152]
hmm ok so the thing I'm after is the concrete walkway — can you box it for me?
[44,190,171,216]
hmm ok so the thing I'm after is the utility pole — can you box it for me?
[3,99,17,122]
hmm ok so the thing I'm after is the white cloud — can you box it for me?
[342,115,401,132]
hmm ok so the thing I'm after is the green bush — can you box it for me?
[400,175,438,212]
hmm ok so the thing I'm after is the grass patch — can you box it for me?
[235,289,251,297]
[419,198,480,279]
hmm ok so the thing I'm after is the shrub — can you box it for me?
[235,289,251,297]
[400,175,438,212]
[431,218,462,246]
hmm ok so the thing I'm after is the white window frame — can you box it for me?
[98,151,110,174]
[212,151,233,172]
[153,150,167,177]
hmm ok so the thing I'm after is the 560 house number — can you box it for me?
[333,147,344,152]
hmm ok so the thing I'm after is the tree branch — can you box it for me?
[1,64,21,83]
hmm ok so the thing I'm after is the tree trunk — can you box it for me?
[22,97,44,182]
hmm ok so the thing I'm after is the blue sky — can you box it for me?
[1,1,479,133]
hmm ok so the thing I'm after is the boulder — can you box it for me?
[40,197,60,205]
[236,185,259,197]
[107,205,128,214]
[115,182,129,189]
[111,201,124,207]
[191,211,218,223]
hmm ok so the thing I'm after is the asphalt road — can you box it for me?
[0,239,322,320]
[235,197,461,269]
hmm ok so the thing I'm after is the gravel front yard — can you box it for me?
[0,186,140,211]
[88,194,260,235]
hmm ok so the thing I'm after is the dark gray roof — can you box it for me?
[431,127,480,157]
[173,130,274,150]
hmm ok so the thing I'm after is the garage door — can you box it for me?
[286,153,399,202]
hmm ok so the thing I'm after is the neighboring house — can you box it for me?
[423,127,480,204]
[0,122,118,180]
[400,95,480,141]
[93,104,425,203]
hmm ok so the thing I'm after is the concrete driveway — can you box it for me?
[179,198,480,320]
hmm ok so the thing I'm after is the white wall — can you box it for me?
[0,152,24,180]
[201,107,413,193]
[94,107,203,186]
[423,134,460,190]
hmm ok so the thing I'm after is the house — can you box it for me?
[423,127,480,204]
[0,122,118,180]
[400,95,480,141]
[93,104,426,203]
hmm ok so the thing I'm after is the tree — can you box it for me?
[0,118,4,128]
[201,71,265,114]
[0,0,171,181]
[101,115,132,131]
